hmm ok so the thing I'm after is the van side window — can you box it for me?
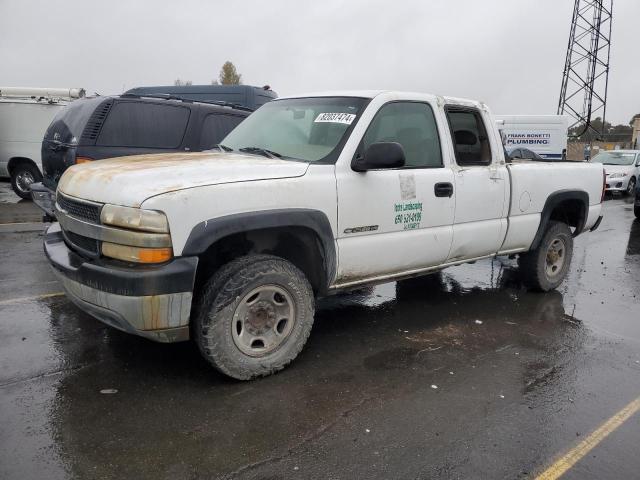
[200,114,244,149]
[446,108,492,166]
[361,102,443,168]
[97,102,190,148]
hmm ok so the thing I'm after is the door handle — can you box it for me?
[434,182,454,197]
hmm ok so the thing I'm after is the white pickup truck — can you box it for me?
[44,91,605,380]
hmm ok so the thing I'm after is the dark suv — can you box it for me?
[31,94,250,217]
[124,84,277,111]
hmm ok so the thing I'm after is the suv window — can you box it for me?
[446,108,492,166]
[361,102,442,168]
[97,102,190,148]
[200,114,244,149]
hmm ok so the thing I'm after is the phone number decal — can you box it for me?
[394,202,423,230]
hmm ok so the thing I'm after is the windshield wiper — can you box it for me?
[239,146,283,159]
[211,144,233,152]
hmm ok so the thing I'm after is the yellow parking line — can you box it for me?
[535,396,640,480]
[0,292,65,306]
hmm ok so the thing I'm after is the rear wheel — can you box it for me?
[194,254,315,380]
[518,221,573,291]
[10,162,41,200]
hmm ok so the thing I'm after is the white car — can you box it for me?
[44,90,605,380]
[591,150,640,195]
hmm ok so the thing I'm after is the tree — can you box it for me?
[211,79,219,85]
[568,117,632,143]
[174,78,193,86]
[629,113,640,126]
[219,61,242,85]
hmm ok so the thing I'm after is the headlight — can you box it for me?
[608,172,627,178]
[100,204,169,233]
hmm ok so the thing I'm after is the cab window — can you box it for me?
[446,107,492,166]
[361,102,443,168]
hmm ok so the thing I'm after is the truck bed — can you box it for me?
[499,160,604,254]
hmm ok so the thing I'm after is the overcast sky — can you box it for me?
[1,0,638,124]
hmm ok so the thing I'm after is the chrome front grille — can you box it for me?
[57,193,102,224]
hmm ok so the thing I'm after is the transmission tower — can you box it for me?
[557,0,613,139]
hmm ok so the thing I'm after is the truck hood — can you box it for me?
[57,152,310,207]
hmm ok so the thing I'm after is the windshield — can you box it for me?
[591,152,636,165]
[221,97,368,162]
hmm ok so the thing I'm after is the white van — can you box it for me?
[0,87,85,198]
[495,115,569,160]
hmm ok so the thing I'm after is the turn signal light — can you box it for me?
[75,156,93,164]
[102,242,173,264]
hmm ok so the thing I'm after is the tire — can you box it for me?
[626,177,636,196]
[194,254,315,380]
[635,204,640,219]
[518,221,573,292]
[10,162,41,200]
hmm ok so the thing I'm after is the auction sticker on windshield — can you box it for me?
[314,113,356,124]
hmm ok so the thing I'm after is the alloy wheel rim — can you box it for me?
[16,171,35,193]
[231,284,295,357]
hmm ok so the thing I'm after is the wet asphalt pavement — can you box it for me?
[1,180,639,480]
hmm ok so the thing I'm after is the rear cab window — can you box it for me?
[96,101,190,148]
[445,107,493,166]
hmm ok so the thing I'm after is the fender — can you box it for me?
[182,208,337,290]
[530,190,589,250]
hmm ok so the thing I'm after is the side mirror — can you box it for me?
[352,142,406,172]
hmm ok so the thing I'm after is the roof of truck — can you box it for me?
[281,90,386,99]
[279,90,483,108]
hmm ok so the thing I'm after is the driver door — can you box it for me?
[335,101,455,285]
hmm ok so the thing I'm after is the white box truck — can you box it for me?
[495,115,569,160]
[0,87,85,198]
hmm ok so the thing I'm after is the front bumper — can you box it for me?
[604,176,631,192]
[44,222,198,343]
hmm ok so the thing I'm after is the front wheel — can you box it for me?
[194,255,315,380]
[518,221,573,291]
[10,162,42,200]
[626,177,637,196]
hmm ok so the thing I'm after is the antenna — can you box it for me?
[557,0,613,139]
